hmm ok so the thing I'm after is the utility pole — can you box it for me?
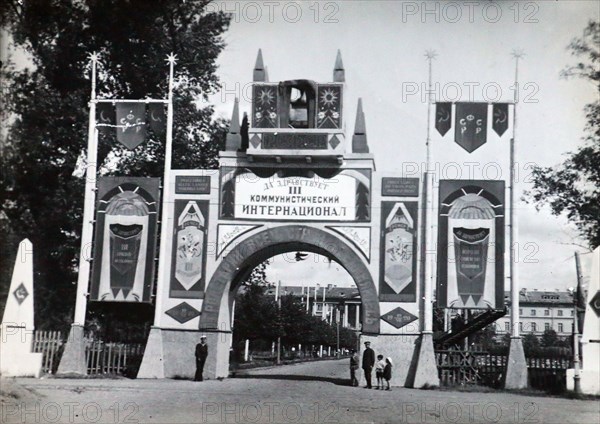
[573,252,583,393]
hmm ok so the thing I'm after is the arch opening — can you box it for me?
[199,225,380,335]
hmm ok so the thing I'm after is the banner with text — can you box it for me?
[220,168,371,222]
[91,177,160,302]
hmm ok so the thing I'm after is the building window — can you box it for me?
[531,323,537,332]
[519,308,523,315]
[519,322,523,332]
[571,310,574,316]
[544,309,549,316]
[557,310,563,316]
[545,323,550,331]
[531,309,536,316]
[558,323,564,332]
[505,322,510,331]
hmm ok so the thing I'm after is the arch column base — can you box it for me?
[138,328,231,380]
[360,334,421,387]
[56,324,87,376]
[406,333,439,388]
[504,336,528,389]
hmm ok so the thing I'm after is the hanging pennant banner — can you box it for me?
[435,102,452,136]
[492,103,509,137]
[453,227,490,305]
[148,103,166,135]
[96,103,115,134]
[116,103,147,150]
[90,177,160,303]
[454,102,488,153]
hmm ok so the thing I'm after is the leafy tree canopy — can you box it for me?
[0,0,231,329]
[526,20,600,249]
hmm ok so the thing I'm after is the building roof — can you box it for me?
[265,285,360,301]
[503,290,575,306]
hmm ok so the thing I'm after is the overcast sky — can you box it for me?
[205,1,599,291]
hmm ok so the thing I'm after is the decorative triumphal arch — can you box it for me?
[58,50,440,387]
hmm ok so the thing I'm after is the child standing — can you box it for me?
[383,357,393,391]
[375,354,386,389]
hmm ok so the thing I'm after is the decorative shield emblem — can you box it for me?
[453,227,489,305]
[116,103,147,150]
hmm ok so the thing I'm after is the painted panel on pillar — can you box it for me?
[437,180,505,309]
[170,200,209,299]
[90,177,160,302]
[379,201,418,302]
[317,84,342,129]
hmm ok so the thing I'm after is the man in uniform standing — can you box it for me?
[195,335,208,381]
[362,341,375,389]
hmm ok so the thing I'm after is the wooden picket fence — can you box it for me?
[436,348,507,388]
[33,330,65,374]
[85,339,145,375]
[32,330,145,376]
[435,348,574,391]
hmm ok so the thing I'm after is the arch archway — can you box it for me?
[199,225,380,334]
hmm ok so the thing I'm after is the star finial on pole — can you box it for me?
[166,53,178,66]
[88,52,100,63]
[425,49,438,61]
[511,49,525,60]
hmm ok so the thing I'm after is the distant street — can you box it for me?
[6,359,598,424]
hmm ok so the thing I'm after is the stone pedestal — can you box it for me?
[138,329,230,379]
[359,334,422,387]
[0,325,43,378]
[567,246,600,395]
[504,336,528,389]
[56,324,87,376]
[407,333,440,388]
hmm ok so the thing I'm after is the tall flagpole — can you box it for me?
[509,49,524,340]
[411,50,441,388]
[424,49,437,335]
[505,49,528,389]
[58,52,99,375]
[152,53,177,328]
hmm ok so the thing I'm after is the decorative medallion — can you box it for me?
[13,283,29,305]
[380,306,417,329]
[165,302,201,324]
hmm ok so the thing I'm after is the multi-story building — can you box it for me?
[265,284,362,330]
[495,289,576,338]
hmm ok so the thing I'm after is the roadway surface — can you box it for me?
[5,359,599,424]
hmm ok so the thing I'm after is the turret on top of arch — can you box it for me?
[224,49,371,163]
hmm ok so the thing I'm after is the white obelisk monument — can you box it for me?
[0,239,43,377]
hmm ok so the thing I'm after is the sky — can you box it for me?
[203,0,599,291]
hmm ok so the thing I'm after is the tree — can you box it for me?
[0,1,230,330]
[541,329,559,348]
[525,20,600,249]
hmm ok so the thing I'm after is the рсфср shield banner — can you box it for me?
[454,102,488,153]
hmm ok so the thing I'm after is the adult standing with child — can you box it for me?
[362,341,375,389]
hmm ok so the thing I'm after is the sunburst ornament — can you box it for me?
[320,88,338,106]
[258,89,274,105]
